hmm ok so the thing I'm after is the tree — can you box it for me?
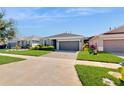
[0,9,16,45]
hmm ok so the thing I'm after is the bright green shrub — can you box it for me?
[31,45,54,51]
[34,45,40,50]
[40,46,54,50]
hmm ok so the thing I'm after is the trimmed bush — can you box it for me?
[31,45,55,51]
[41,46,55,50]
[21,44,30,49]
[15,45,21,49]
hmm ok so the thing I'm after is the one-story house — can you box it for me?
[6,33,84,51]
[8,36,41,48]
[89,25,124,52]
[42,33,84,51]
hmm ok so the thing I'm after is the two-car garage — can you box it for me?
[89,25,124,52]
[59,41,80,51]
[103,39,124,52]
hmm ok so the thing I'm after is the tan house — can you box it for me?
[89,25,124,52]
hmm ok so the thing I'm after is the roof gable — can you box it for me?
[45,33,83,38]
[103,25,124,35]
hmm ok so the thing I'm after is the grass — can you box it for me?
[77,51,124,63]
[75,65,124,86]
[0,49,51,56]
[0,55,24,65]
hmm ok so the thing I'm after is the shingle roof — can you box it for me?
[45,33,83,38]
[103,25,124,35]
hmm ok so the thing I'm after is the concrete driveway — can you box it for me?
[43,51,77,59]
[0,51,120,86]
[0,56,81,86]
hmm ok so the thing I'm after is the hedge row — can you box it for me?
[31,45,55,51]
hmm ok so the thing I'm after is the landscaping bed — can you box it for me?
[75,65,123,86]
[77,51,124,63]
[0,56,24,65]
[0,49,51,56]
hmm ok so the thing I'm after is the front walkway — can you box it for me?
[0,53,36,59]
[76,60,120,69]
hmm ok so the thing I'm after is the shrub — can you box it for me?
[83,43,89,51]
[21,44,30,49]
[31,45,54,51]
[15,45,21,49]
[41,46,55,51]
[88,45,98,55]
[34,45,40,50]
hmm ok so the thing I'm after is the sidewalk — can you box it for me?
[0,53,36,59]
[76,60,121,69]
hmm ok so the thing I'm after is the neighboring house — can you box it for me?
[42,33,84,51]
[89,25,124,52]
[17,36,41,47]
[8,36,41,48]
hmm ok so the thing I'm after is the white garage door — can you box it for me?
[103,40,124,52]
[59,41,79,51]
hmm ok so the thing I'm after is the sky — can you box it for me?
[1,7,124,37]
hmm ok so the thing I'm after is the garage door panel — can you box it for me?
[59,41,79,51]
[103,40,124,52]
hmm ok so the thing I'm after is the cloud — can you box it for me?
[65,8,113,16]
[1,8,114,21]
[65,8,91,14]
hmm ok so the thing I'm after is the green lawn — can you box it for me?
[0,49,51,56]
[77,51,124,63]
[75,65,124,86]
[0,56,24,65]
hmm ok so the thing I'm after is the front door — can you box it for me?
[52,40,57,49]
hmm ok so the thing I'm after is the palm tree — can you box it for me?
[0,9,16,45]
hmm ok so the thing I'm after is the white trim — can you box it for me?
[49,36,84,40]
[102,38,124,40]
[56,40,59,50]
[58,39,81,42]
[100,34,124,39]
[79,41,82,50]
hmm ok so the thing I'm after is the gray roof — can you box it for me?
[45,33,83,38]
[17,36,42,41]
[103,25,124,35]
